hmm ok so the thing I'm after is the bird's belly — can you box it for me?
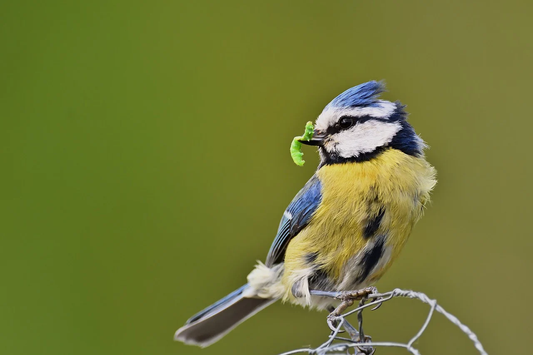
[281,150,434,305]
[282,210,406,298]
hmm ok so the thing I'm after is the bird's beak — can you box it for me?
[300,130,326,146]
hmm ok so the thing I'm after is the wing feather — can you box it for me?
[265,175,322,267]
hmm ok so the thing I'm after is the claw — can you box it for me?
[371,297,384,311]
[326,315,342,332]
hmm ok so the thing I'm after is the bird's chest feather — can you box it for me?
[283,149,436,294]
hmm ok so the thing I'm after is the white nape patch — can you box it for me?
[283,210,292,220]
[315,100,396,132]
[330,120,402,158]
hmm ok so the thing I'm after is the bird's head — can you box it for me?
[302,81,425,165]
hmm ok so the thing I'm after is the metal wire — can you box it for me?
[278,288,488,355]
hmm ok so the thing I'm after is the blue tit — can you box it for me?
[175,80,437,347]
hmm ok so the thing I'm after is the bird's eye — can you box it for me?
[338,117,355,129]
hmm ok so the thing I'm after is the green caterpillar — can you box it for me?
[290,121,314,166]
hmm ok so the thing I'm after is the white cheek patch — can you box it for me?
[333,120,402,158]
[315,100,396,132]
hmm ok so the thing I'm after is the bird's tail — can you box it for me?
[174,284,276,347]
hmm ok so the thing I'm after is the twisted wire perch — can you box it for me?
[279,288,488,355]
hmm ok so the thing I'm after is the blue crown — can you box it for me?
[326,81,385,109]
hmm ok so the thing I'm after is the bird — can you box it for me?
[174,80,437,347]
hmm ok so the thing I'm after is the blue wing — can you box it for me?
[265,174,322,267]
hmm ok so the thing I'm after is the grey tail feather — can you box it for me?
[174,284,276,347]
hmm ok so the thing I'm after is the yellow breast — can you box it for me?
[282,149,436,301]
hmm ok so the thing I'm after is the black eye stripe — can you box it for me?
[326,115,391,135]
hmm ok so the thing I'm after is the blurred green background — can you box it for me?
[1,0,532,354]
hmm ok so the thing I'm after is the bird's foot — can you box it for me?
[339,286,385,311]
[337,286,379,302]
[310,286,380,303]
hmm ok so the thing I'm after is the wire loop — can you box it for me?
[278,288,488,355]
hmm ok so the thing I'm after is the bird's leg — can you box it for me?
[313,287,380,332]
[311,286,380,304]
[324,298,354,333]
[325,303,347,334]
[339,286,379,302]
